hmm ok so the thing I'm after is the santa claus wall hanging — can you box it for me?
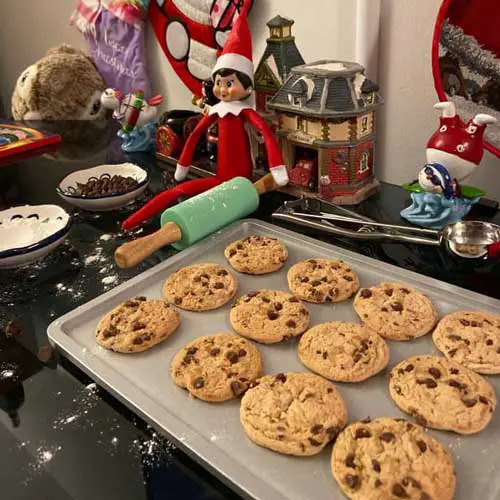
[149,0,253,98]
[123,0,287,229]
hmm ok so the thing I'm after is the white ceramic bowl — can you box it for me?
[0,205,71,269]
[57,163,149,211]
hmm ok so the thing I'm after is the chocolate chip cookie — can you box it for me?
[432,311,500,374]
[353,282,437,340]
[240,372,347,456]
[96,297,180,353]
[230,290,310,344]
[331,417,456,500]
[171,333,262,402]
[287,259,359,303]
[298,322,389,382]
[224,235,288,274]
[389,355,496,434]
[163,263,237,311]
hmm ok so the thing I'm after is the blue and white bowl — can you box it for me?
[0,205,71,269]
[57,163,149,211]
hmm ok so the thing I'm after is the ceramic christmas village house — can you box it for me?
[267,60,382,204]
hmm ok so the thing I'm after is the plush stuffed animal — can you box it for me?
[11,44,107,121]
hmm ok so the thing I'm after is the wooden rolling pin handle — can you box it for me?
[115,222,182,269]
[253,172,279,195]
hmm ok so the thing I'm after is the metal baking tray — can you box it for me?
[48,219,500,500]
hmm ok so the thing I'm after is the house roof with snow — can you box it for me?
[268,60,382,117]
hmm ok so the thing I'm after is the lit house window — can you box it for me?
[361,116,369,133]
[359,152,369,173]
[363,93,374,105]
[297,116,306,132]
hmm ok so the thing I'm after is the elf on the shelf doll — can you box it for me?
[122,1,288,230]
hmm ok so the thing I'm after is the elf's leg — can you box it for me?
[122,177,221,230]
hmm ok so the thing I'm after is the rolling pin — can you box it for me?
[115,173,277,268]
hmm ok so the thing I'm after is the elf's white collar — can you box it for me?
[209,98,254,117]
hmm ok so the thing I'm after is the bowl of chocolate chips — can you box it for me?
[57,163,149,211]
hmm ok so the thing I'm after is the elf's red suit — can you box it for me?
[122,0,287,230]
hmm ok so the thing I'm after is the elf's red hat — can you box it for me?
[212,1,253,83]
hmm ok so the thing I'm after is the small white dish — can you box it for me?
[0,205,71,269]
[57,163,149,212]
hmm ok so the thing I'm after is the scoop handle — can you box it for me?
[114,222,182,269]
[488,242,500,259]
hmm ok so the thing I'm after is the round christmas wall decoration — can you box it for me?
[433,0,500,156]
[149,0,253,98]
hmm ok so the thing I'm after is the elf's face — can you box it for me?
[213,73,250,102]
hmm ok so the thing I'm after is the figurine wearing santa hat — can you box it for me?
[122,1,287,230]
[401,100,496,228]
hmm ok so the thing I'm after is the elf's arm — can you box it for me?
[242,109,289,186]
[175,113,218,181]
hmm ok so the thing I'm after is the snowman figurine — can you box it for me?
[401,101,496,229]
[101,88,163,152]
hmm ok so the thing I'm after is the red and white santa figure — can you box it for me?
[425,101,496,182]
[123,1,287,230]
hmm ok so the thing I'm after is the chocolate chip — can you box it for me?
[344,275,354,281]
[237,349,246,358]
[479,396,489,404]
[414,414,427,427]
[210,348,220,356]
[174,297,182,305]
[404,476,421,489]
[459,319,470,326]
[322,352,328,359]
[102,329,116,338]
[308,437,321,446]
[132,322,145,331]
[125,300,139,308]
[394,385,402,394]
[236,244,243,250]
[497,347,500,354]
[385,288,393,296]
[289,297,299,303]
[447,334,462,341]
[487,339,494,346]
[276,373,287,383]
[231,381,243,395]
[300,308,308,316]
[380,432,395,442]
[361,417,372,423]
[416,440,427,452]
[247,291,259,297]
[193,378,204,389]
[391,302,403,312]
[371,459,381,472]
[400,288,410,294]
[277,426,286,431]
[392,483,409,498]
[381,307,388,312]
[420,494,431,500]
[448,379,462,389]
[226,351,239,364]
[193,276,201,282]
[311,424,323,434]
[321,277,328,282]
[311,280,321,287]
[360,289,372,298]
[214,282,224,289]
[405,364,414,372]
[276,434,284,440]
[226,372,236,378]
[448,348,457,357]
[261,296,271,303]
[274,302,283,311]
[327,388,333,393]
[464,339,470,345]
[345,453,356,468]
[135,296,147,301]
[353,353,362,363]
[375,479,382,488]
[344,474,361,490]
[308,259,317,264]
[329,288,337,297]
[286,320,296,328]
[186,347,198,355]
[300,277,309,283]
[217,270,228,276]
[268,311,279,320]
[354,428,371,439]
[462,397,477,408]
[417,378,437,389]
[133,337,144,345]
[471,321,480,327]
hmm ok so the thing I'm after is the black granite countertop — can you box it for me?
[0,121,498,500]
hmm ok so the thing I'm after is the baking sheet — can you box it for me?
[48,219,500,500]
